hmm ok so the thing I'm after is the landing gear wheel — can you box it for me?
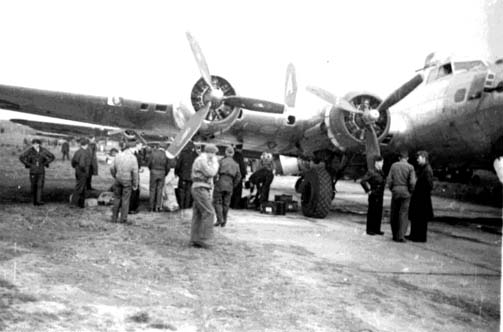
[301,166,333,218]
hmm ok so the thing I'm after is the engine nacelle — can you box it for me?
[325,92,390,151]
[190,75,241,137]
[275,155,311,175]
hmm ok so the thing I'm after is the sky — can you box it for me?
[0,0,500,122]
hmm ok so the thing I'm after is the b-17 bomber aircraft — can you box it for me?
[1,33,502,218]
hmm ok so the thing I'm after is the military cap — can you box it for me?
[204,143,218,154]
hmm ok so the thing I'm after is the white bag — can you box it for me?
[162,172,179,211]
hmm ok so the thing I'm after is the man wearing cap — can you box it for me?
[147,143,170,212]
[190,144,219,248]
[230,144,247,209]
[110,140,139,223]
[386,151,416,242]
[19,138,55,205]
[213,146,242,227]
[407,150,434,242]
[360,155,386,236]
[71,138,92,208]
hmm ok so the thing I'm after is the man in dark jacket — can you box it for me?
[147,143,170,212]
[214,146,242,227]
[71,138,92,208]
[230,144,247,209]
[360,155,386,236]
[129,141,144,214]
[386,151,416,242]
[249,152,275,209]
[61,140,70,161]
[86,136,98,190]
[407,150,434,242]
[19,138,55,205]
[175,142,198,209]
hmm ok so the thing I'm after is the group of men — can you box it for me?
[19,137,98,206]
[361,150,434,243]
[108,140,246,249]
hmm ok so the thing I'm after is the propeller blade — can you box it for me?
[284,63,297,107]
[306,86,363,114]
[377,73,423,111]
[224,96,285,114]
[186,32,214,89]
[173,102,195,130]
[166,102,211,158]
[364,124,381,171]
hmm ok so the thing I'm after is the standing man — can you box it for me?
[71,138,92,208]
[386,151,416,242]
[360,155,386,236]
[147,143,170,212]
[407,151,434,242]
[110,140,139,224]
[86,136,98,190]
[61,140,70,161]
[19,138,55,205]
[175,141,198,209]
[214,146,242,227]
[230,144,247,209]
[190,144,219,248]
[129,141,143,214]
[249,152,275,208]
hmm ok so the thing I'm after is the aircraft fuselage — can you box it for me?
[386,61,503,172]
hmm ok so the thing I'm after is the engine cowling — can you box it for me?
[324,92,390,151]
[190,75,241,137]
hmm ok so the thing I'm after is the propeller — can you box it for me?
[307,73,424,170]
[187,31,285,115]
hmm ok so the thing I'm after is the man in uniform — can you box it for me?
[190,144,219,248]
[61,140,70,161]
[386,151,416,242]
[214,146,242,227]
[71,138,92,208]
[147,143,170,212]
[407,151,434,242]
[249,152,275,209]
[129,141,143,214]
[175,141,198,209]
[360,155,386,235]
[110,140,139,224]
[86,136,98,190]
[19,138,55,205]
[230,144,247,209]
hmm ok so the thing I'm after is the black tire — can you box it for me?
[301,166,333,218]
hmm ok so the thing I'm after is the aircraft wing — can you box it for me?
[10,119,115,139]
[0,84,191,140]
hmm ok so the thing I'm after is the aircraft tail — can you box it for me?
[284,63,297,107]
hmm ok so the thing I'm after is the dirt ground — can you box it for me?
[0,145,501,332]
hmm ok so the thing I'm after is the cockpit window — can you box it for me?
[453,60,485,71]
[426,63,453,83]
[437,63,453,78]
